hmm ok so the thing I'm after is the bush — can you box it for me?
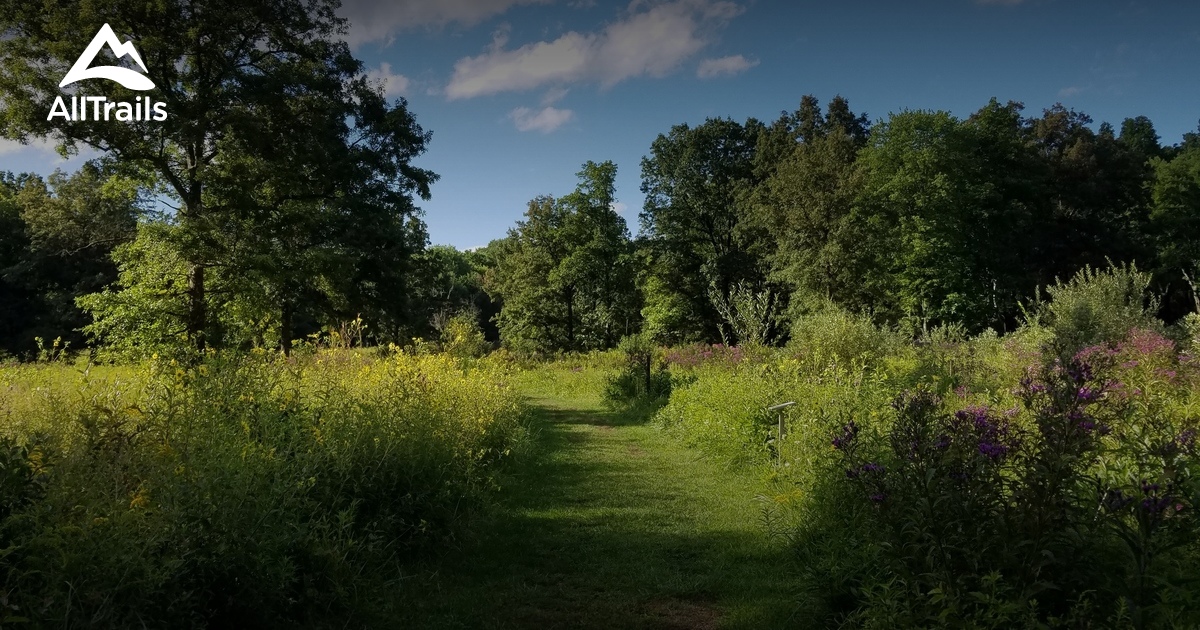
[601,334,673,419]
[1036,262,1162,357]
[650,323,1200,627]
[0,349,527,628]
[797,328,1200,627]
[439,311,490,359]
[788,307,903,370]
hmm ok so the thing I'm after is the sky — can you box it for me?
[1,0,1198,249]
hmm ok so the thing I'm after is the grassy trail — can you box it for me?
[398,393,800,629]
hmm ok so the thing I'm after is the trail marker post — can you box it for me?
[766,401,796,463]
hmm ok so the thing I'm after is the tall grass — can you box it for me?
[0,348,527,628]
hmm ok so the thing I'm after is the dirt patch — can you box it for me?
[641,596,721,630]
[593,424,615,432]
[626,444,645,457]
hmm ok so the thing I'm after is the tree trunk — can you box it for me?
[280,301,294,356]
[187,263,206,351]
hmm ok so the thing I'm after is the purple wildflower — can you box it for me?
[978,442,1008,460]
[832,421,859,451]
[860,462,885,475]
[1178,429,1197,454]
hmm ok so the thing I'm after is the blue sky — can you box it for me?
[2,0,1198,249]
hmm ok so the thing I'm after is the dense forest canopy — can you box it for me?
[0,0,1197,358]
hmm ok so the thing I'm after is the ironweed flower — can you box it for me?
[832,421,859,451]
[1178,429,1197,455]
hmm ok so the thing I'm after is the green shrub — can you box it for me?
[1035,262,1162,356]
[788,307,903,370]
[439,311,490,358]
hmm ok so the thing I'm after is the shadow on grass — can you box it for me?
[393,403,800,629]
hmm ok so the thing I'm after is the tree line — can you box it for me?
[484,97,1200,352]
[1,0,1198,358]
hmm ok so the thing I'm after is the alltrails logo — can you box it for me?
[47,23,167,122]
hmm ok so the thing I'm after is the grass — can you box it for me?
[395,380,803,629]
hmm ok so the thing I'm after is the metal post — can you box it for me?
[766,401,796,462]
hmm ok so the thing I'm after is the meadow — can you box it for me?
[1,265,1199,629]
[0,348,528,627]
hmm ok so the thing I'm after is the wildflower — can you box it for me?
[832,421,859,451]
[1067,361,1094,384]
[868,493,886,504]
[1177,429,1197,454]
[859,462,885,475]
[1076,387,1099,402]
[1018,376,1047,395]
[978,442,1008,460]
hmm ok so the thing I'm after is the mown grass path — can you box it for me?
[398,395,801,629]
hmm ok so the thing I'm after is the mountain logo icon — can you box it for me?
[59,23,154,91]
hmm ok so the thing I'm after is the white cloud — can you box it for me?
[610,201,628,215]
[696,54,757,78]
[1058,85,1082,98]
[975,0,1025,5]
[509,106,574,133]
[541,86,570,105]
[340,0,553,47]
[366,62,410,97]
[446,0,744,99]
[0,136,58,157]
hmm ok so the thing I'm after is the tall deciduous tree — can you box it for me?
[491,161,637,352]
[0,0,434,351]
[639,117,765,343]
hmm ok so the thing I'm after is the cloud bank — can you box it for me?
[446,0,744,99]
[366,62,410,97]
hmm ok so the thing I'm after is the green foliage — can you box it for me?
[0,0,436,352]
[639,117,768,342]
[708,281,781,346]
[602,333,671,415]
[490,161,638,352]
[1036,261,1161,356]
[1151,143,1200,312]
[0,350,527,626]
[438,311,489,359]
[0,164,141,356]
[788,306,902,369]
[653,323,1200,628]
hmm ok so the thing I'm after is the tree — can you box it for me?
[851,103,1048,332]
[639,117,765,343]
[491,161,637,352]
[1150,144,1200,311]
[1022,105,1153,278]
[0,164,142,355]
[0,0,434,351]
[756,129,866,317]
